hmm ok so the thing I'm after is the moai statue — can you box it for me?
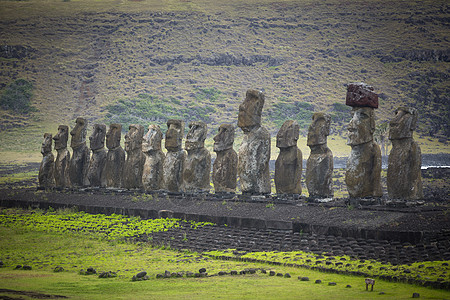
[123,124,145,189]
[213,124,238,193]
[69,117,90,187]
[274,120,302,194]
[306,112,334,198]
[163,119,186,193]
[345,83,382,198]
[142,125,165,191]
[38,133,55,189]
[104,124,125,188]
[53,125,71,188]
[183,121,211,193]
[387,107,423,199]
[87,124,107,187]
[237,89,271,194]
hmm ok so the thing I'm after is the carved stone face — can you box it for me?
[106,124,122,150]
[41,133,52,154]
[165,119,184,152]
[70,117,87,148]
[307,112,331,146]
[238,89,265,132]
[142,124,163,152]
[347,107,375,146]
[53,125,69,150]
[213,124,235,152]
[89,124,106,151]
[276,120,299,149]
[389,107,418,140]
[185,121,207,151]
[124,124,144,152]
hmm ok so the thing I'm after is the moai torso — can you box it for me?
[237,90,271,194]
[275,120,302,194]
[306,113,333,198]
[212,124,237,193]
[53,125,71,188]
[387,107,423,199]
[38,133,55,189]
[142,125,165,191]
[104,124,125,188]
[87,124,107,187]
[163,119,186,193]
[123,124,145,189]
[69,117,90,187]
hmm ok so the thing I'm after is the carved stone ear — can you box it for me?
[409,108,418,131]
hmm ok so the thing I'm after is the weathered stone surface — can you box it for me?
[238,90,271,194]
[345,82,378,108]
[142,125,165,191]
[306,113,333,198]
[163,119,186,192]
[387,107,423,199]
[38,133,55,189]
[213,124,237,193]
[275,120,302,194]
[345,107,382,198]
[123,124,145,189]
[183,121,211,193]
[104,124,125,188]
[87,124,107,187]
[69,117,90,187]
[53,125,70,188]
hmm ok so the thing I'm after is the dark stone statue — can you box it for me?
[53,125,70,188]
[213,124,238,193]
[142,125,165,191]
[387,107,423,199]
[69,117,90,187]
[274,120,302,194]
[123,124,145,189]
[87,124,107,187]
[183,121,211,193]
[306,112,334,198]
[38,133,55,189]
[237,89,271,194]
[163,119,186,193]
[104,123,125,188]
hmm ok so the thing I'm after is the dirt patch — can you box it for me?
[0,288,67,299]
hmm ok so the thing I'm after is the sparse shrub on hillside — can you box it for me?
[269,100,314,134]
[329,102,351,136]
[194,87,224,103]
[0,79,36,114]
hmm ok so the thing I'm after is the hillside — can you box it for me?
[0,0,449,158]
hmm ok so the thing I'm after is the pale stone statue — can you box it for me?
[387,107,423,199]
[274,120,302,194]
[183,121,211,193]
[163,119,186,193]
[213,124,238,193]
[69,117,90,187]
[53,125,71,188]
[87,124,107,187]
[104,123,125,188]
[345,83,382,198]
[142,125,165,191]
[123,124,145,189]
[306,112,334,198]
[38,133,55,189]
[237,89,271,194]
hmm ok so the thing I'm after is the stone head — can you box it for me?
[276,120,300,149]
[389,107,418,140]
[106,123,122,150]
[53,125,69,150]
[41,133,53,155]
[213,124,235,152]
[307,112,331,146]
[124,124,144,152]
[70,117,87,148]
[238,89,265,132]
[346,82,378,108]
[142,124,163,152]
[89,124,106,151]
[185,121,207,151]
[347,107,376,146]
[165,119,184,152]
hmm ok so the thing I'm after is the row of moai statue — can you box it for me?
[39,84,423,199]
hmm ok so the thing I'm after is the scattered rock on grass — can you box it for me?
[53,266,64,272]
[99,271,117,278]
[412,293,420,298]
